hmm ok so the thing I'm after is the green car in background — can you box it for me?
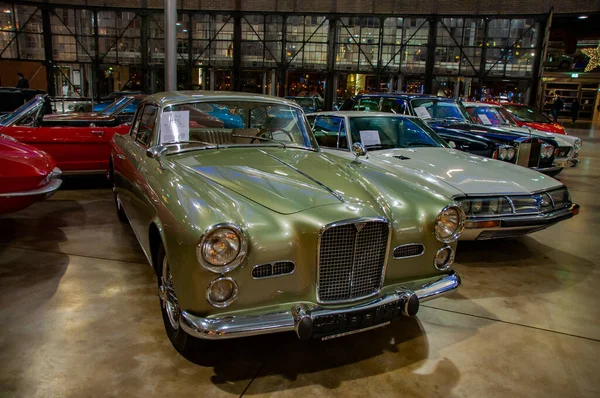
[109,91,464,353]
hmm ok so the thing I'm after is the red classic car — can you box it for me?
[0,96,132,174]
[0,134,62,214]
[502,103,567,135]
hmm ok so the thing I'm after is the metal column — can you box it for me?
[324,17,338,110]
[41,8,55,97]
[232,16,242,91]
[424,17,437,95]
[164,0,177,91]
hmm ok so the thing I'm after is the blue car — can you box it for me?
[93,91,143,112]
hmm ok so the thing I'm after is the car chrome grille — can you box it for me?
[393,244,424,259]
[317,220,389,303]
[557,146,571,158]
[252,261,295,278]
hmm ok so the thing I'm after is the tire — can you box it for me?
[110,165,128,224]
[157,243,200,355]
[545,168,563,178]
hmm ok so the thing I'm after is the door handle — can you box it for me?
[91,130,104,136]
[117,154,126,160]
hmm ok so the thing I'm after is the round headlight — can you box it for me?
[435,205,465,243]
[574,139,581,151]
[206,277,238,307]
[471,199,483,213]
[541,144,553,158]
[499,147,508,160]
[197,223,247,273]
[507,147,516,160]
[434,246,454,271]
[488,198,500,213]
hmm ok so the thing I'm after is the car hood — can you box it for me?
[172,147,381,214]
[522,121,565,134]
[367,147,563,196]
[0,134,56,193]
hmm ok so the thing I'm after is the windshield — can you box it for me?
[288,97,315,109]
[159,101,317,150]
[348,116,448,150]
[465,105,518,127]
[101,97,130,115]
[0,96,43,127]
[410,99,470,122]
[504,105,552,123]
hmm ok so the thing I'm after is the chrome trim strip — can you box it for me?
[316,217,391,305]
[393,243,425,259]
[463,206,575,228]
[0,178,62,198]
[259,149,345,203]
[179,271,461,340]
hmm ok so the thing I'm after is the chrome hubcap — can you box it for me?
[160,256,180,330]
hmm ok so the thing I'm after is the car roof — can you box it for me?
[306,111,419,119]
[350,93,451,100]
[463,102,501,108]
[144,91,299,108]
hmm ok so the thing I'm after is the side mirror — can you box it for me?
[351,142,367,160]
[146,145,168,159]
[448,141,456,149]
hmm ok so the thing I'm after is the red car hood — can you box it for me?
[0,135,56,193]
[520,121,566,135]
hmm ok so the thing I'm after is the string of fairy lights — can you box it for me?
[582,44,600,72]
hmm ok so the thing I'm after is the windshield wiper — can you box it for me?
[163,140,220,151]
[231,134,287,149]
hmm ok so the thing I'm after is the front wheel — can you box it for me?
[157,244,201,355]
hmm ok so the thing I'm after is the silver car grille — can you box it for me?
[317,219,389,303]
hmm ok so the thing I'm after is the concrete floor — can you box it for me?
[1,121,599,397]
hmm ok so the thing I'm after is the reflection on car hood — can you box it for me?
[173,147,381,214]
[368,147,563,196]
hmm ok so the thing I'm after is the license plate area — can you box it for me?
[554,160,568,168]
[312,299,403,340]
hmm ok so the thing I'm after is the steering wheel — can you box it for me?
[251,129,294,144]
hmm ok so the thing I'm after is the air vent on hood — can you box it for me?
[393,155,411,160]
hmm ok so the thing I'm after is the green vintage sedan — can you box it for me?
[109,91,465,351]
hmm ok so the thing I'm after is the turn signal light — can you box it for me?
[570,204,580,216]
[465,220,501,229]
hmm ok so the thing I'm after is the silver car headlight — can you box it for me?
[197,223,247,273]
[573,139,582,151]
[435,205,465,243]
[541,143,554,158]
[507,147,516,160]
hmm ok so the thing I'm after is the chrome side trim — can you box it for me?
[316,217,391,305]
[179,271,461,340]
[0,178,62,198]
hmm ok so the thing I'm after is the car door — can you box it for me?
[5,109,115,173]
[122,104,159,246]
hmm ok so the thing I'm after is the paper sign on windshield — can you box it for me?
[360,130,381,146]
[160,111,190,144]
[478,114,492,125]
[414,106,431,119]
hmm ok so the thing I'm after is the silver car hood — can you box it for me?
[360,148,564,197]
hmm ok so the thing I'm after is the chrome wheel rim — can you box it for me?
[160,256,180,330]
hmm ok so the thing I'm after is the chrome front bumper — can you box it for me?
[460,204,579,240]
[0,168,62,198]
[180,271,461,340]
